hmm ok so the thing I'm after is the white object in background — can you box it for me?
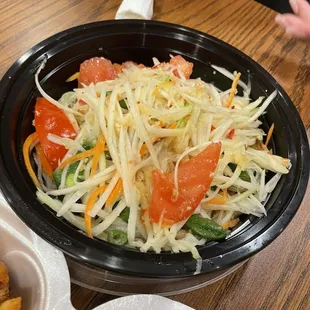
[98,295,193,310]
[0,196,194,310]
[0,198,74,310]
[115,0,154,20]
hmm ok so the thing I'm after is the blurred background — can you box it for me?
[256,0,293,13]
[257,0,310,13]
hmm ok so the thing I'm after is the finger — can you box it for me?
[291,0,310,22]
[275,14,297,28]
[276,13,303,27]
[289,0,299,14]
[275,14,310,39]
[286,25,310,39]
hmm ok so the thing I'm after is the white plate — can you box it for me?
[0,195,193,310]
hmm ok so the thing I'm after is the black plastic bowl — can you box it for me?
[0,20,308,278]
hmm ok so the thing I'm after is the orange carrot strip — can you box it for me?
[85,184,108,238]
[90,134,106,178]
[35,144,53,177]
[59,149,94,169]
[205,189,227,205]
[66,72,80,82]
[264,123,274,148]
[139,144,148,156]
[106,179,123,208]
[23,132,41,188]
[206,197,227,205]
[225,72,241,108]
[255,140,267,151]
[221,218,240,230]
[168,122,177,129]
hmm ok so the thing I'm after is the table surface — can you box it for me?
[1,0,309,309]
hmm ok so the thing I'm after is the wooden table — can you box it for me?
[1,0,309,309]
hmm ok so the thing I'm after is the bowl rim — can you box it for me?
[0,19,309,278]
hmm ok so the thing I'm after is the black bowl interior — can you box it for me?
[0,20,309,278]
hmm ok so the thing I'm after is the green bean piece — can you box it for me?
[82,140,95,150]
[65,174,76,187]
[107,229,128,245]
[177,117,187,128]
[119,207,130,223]
[119,99,128,109]
[52,169,62,187]
[184,214,228,241]
[160,75,170,82]
[65,172,84,187]
[228,163,251,182]
[228,163,237,171]
[52,161,81,187]
[105,150,112,160]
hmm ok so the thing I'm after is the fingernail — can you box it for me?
[275,15,286,26]
[289,0,298,13]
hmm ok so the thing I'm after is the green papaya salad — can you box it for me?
[23,55,290,266]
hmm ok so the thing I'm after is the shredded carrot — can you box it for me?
[207,196,226,205]
[85,184,108,238]
[168,122,177,129]
[23,132,41,189]
[59,149,94,169]
[139,144,148,156]
[140,208,148,225]
[254,140,267,151]
[264,123,274,148]
[66,72,80,82]
[35,144,53,177]
[225,72,241,108]
[205,189,227,205]
[221,218,240,230]
[106,179,123,208]
[90,134,106,178]
[153,137,161,144]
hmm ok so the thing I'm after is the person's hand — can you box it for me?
[275,0,310,39]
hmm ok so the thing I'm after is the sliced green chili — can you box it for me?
[184,214,228,241]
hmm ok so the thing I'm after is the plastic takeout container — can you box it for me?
[0,194,195,309]
[0,20,308,279]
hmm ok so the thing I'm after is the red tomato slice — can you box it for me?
[78,57,118,87]
[170,55,193,79]
[34,98,76,170]
[226,129,235,139]
[149,142,222,226]
[78,99,87,106]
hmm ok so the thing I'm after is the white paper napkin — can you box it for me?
[115,0,154,20]
[94,295,194,310]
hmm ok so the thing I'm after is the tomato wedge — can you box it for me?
[78,57,118,87]
[149,142,222,226]
[34,97,76,170]
[226,129,235,139]
[170,55,193,79]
